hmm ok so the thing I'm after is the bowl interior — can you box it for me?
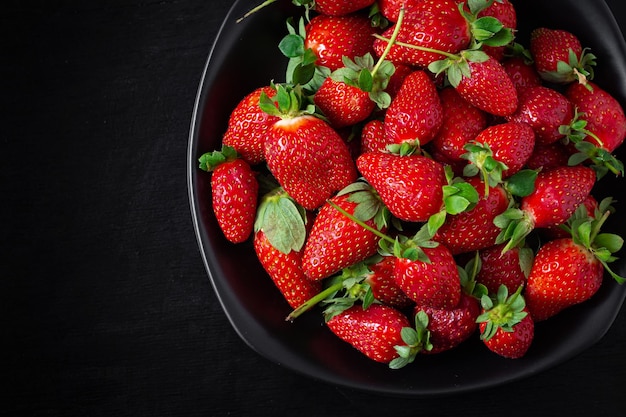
[188,0,626,396]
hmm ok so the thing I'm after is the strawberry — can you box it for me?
[373,0,471,68]
[462,122,536,188]
[563,81,626,176]
[394,243,462,310]
[506,86,575,145]
[416,292,480,354]
[428,87,488,165]
[477,286,534,359]
[364,255,413,309]
[433,176,510,255]
[525,142,571,171]
[360,119,392,154]
[384,63,414,101]
[221,86,280,165]
[356,149,446,223]
[501,56,542,91]
[476,243,532,295]
[378,0,426,22]
[311,0,376,16]
[529,27,596,84]
[524,198,625,321]
[302,182,389,280]
[452,54,519,117]
[314,75,377,129]
[384,70,444,146]
[198,145,258,244]
[542,194,599,240]
[495,165,596,252]
[260,84,357,210]
[305,14,377,72]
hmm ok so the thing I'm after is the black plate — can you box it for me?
[188,0,626,396]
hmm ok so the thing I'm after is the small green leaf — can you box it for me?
[594,233,624,254]
[358,69,374,92]
[278,34,304,58]
[505,169,538,197]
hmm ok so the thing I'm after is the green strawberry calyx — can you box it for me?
[198,144,239,172]
[559,197,626,284]
[461,141,509,196]
[539,47,597,85]
[560,108,625,178]
[390,310,433,369]
[254,187,308,255]
[476,284,528,341]
[259,82,320,120]
[459,0,515,50]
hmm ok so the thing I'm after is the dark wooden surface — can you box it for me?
[4,1,626,415]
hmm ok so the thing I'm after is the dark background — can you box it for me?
[4,1,626,415]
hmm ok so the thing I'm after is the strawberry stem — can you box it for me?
[371,7,405,78]
[327,200,395,245]
[236,0,279,23]
[372,34,459,60]
[285,280,344,321]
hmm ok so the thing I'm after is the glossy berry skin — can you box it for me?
[566,81,626,152]
[524,238,604,322]
[384,70,444,146]
[525,142,571,171]
[314,77,376,129]
[429,87,488,164]
[476,244,528,295]
[360,119,392,154]
[394,245,462,310]
[357,151,446,222]
[480,308,534,359]
[365,256,413,309]
[253,230,322,309]
[305,14,377,72]
[506,86,574,145]
[373,0,471,68]
[456,56,518,117]
[434,177,510,255]
[472,121,536,178]
[302,194,384,281]
[502,57,542,91]
[222,86,279,165]
[416,293,480,354]
[521,165,595,229]
[530,27,582,82]
[327,304,410,363]
[264,115,357,211]
[313,0,376,16]
[211,158,258,244]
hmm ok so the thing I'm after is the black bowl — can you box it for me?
[188,0,626,396]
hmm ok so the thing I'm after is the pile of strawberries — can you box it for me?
[199,0,626,367]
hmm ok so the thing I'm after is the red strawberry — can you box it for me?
[542,194,599,240]
[394,243,462,310]
[378,0,427,22]
[524,141,571,171]
[453,54,519,117]
[360,119,391,154]
[428,87,488,165]
[305,14,377,72]
[312,0,376,16]
[198,145,258,244]
[434,176,510,255]
[495,165,596,252]
[356,149,446,222]
[525,200,625,321]
[462,121,536,188]
[565,81,626,154]
[326,303,430,368]
[302,183,389,280]
[384,70,444,146]
[415,292,480,354]
[476,243,532,295]
[530,27,596,84]
[254,229,322,309]
[502,56,542,91]
[384,63,414,100]
[365,256,413,308]
[373,0,471,68]
[260,85,357,210]
[506,86,575,145]
[477,286,534,359]
[221,86,280,165]
[314,76,376,129]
